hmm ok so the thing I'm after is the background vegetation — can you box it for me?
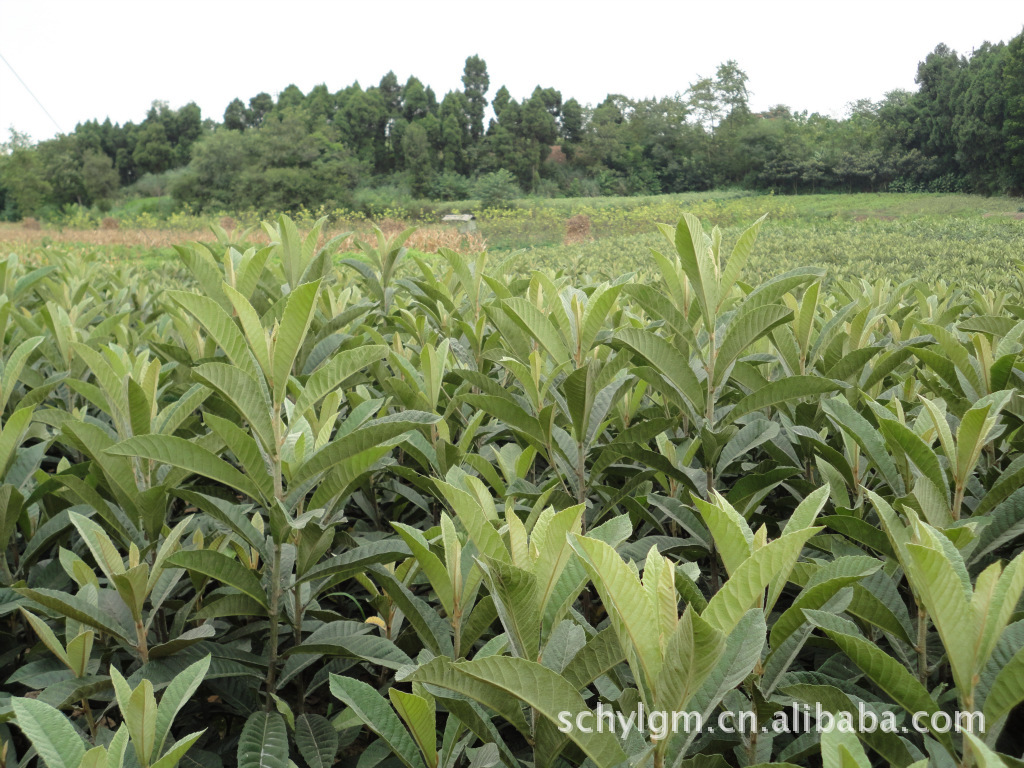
[2,25,1024,222]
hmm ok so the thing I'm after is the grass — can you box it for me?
[2,191,1021,287]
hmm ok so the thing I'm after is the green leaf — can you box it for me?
[329,675,426,768]
[11,696,87,768]
[0,405,34,476]
[166,550,269,611]
[702,527,820,634]
[191,363,275,453]
[389,690,437,768]
[0,335,43,412]
[822,396,904,495]
[655,606,725,712]
[974,454,1024,519]
[296,540,411,587]
[149,731,204,768]
[478,557,540,661]
[15,587,133,644]
[877,417,949,505]
[671,213,717,329]
[368,565,454,657]
[293,411,438,486]
[904,540,974,696]
[501,298,570,364]
[106,434,264,502]
[807,609,954,752]
[154,654,210,757]
[167,290,258,377]
[237,712,290,768]
[392,522,454,616]
[983,641,1024,727]
[289,621,413,669]
[295,714,339,768]
[293,345,388,416]
[693,491,753,578]
[271,280,321,406]
[820,724,872,768]
[721,214,766,298]
[714,304,793,385]
[569,534,662,698]
[614,328,704,417]
[962,732,1010,768]
[416,656,628,768]
[724,376,843,426]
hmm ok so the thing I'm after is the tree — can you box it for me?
[168,102,203,165]
[0,148,49,217]
[491,85,511,118]
[475,169,518,208]
[688,76,722,130]
[172,108,364,212]
[439,92,471,174]
[340,85,388,168]
[914,43,966,177]
[403,76,429,121]
[379,71,402,117]
[132,121,174,175]
[81,149,119,204]
[1004,28,1024,192]
[560,98,584,144]
[38,134,88,206]
[276,84,305,111]
[952,41,1007,192]
[402,121,434,196]
[461,55,489,141]
[0,128,34,153]
[248,92,274,127]
[715,60,751,119]
[224,98,249,131]
[305,84,335,124]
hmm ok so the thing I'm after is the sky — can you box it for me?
[2,0,1024,144]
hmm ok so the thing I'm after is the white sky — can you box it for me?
[2,0,1023,143]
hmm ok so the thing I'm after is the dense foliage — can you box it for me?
[2,214,1024,767]
[3,27,1024,220]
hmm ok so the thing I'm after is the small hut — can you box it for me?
[442,213,477,234]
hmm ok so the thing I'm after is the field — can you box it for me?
[2,193,1024,768]
[2,191,1022,286]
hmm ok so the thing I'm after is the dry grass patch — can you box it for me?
[564,214,592,245]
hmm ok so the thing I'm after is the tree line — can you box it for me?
[2,31,1023,219]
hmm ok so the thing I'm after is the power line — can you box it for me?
[0,49,64,135]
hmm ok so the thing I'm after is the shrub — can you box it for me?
[474,169,519,209]
[429,171,473,201]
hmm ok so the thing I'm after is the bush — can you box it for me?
[474,169,519,209]
[429,171,472,201]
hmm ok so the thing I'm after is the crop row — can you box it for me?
[0,214,1023,768]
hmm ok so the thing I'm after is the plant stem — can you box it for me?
[265,540,282,711]
[135,619,148,663]
[293,582,305,715]
[81,697,97,741]
[952,483,965,522]
[916,600,928,686]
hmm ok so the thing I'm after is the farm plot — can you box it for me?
[2,213,1024,767]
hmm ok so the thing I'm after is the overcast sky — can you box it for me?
[2,0,1024,143]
